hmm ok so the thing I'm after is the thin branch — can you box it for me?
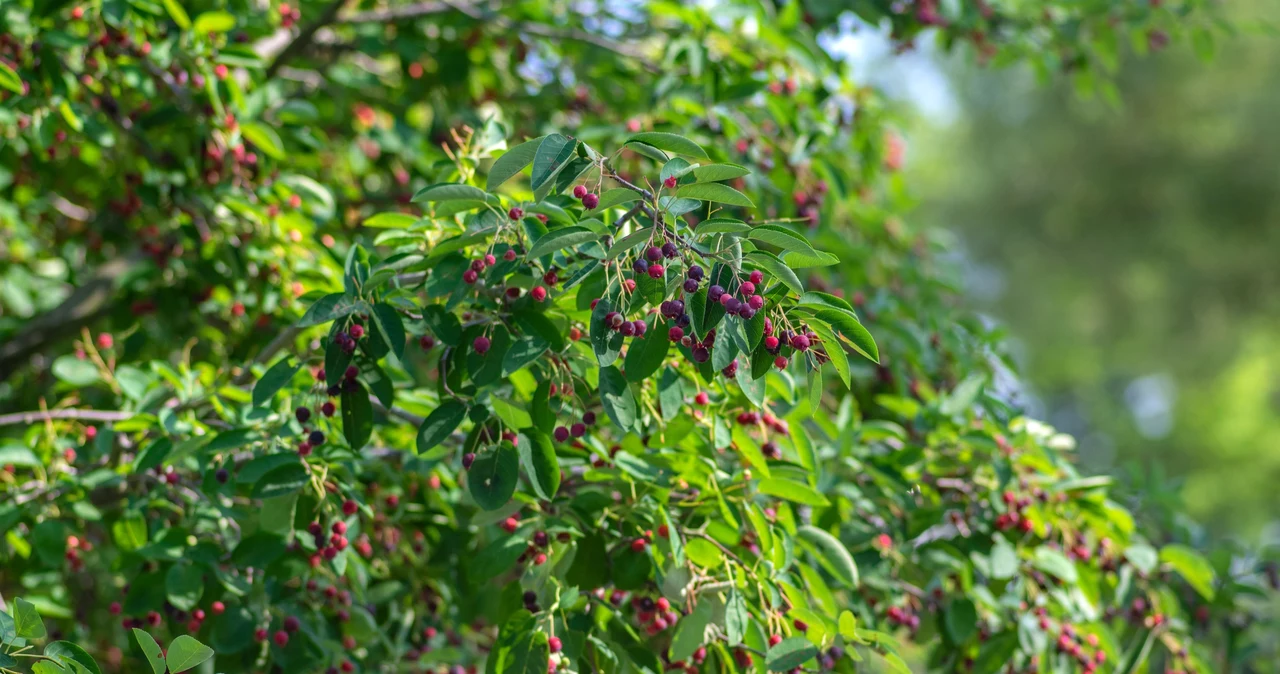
[0,409,134,426]
[232,326,303,385]
[265,0,350,79]
[339,1,451,23]
[370,397,425,427]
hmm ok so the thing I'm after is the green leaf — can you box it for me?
[599,366,637,431]
[1125,543,1158,574]
[517,432,560,501]
[0,444,39,467]
[52,355,101,386]
[512,310,566,351]
[491,397,533,430]
[132,629,166,674]
[526,226,597,260]
[766,637,817,672]
[251,461,308,499]
[531,134,577,190]
[725,588,749,646]
[797,525,859,587]
[192,10,235,33]
[112,513,148,551]
[990,537,1018,580]
[411,183,494,204]
[1032,547,1078,584]
[0,62,24,95]
[590,298,624,366]
[469,443,520,510]
[684,538,724,568]
[165,563,204,611]
[162,0,191,29]
[371,303,407,360]
[676,183,755,208]
[252,356,300,407]
[165,635,214,673]
[813,309,878,363]
[488,610,549,674]
[341,382,374,450]
[585,187,642,215]
[1160,544,1216,600]
[487,136,547,191]
[745,251,804,296]
[626,132,709,159]
[14,598,45,640]
[807,320,850,389]
[670,600,713,662]
[416,401,468,458]
[240,121,284,160]
[759,478,830,506]
[623,318,671,383]
[944,598,977,643]
[750,224,819,256]
[692,163,751,182]
[298,293,359,327]
[44,641,102,674]
[363,212,419,229]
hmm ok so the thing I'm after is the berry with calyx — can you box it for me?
[683,278,699,293]
[668,326,684,342]
[633,259,649,275]
[508,207,524,220]
[791,334,810,351]
[765,336,780,351]
[749,295,765,310]
[749,270,764,284]
[708,285,725,302]
[646,246,662,261]
[775,356,788,369]
[661,242,678,258]
[663,175,678,189]
[349,324,365,339]
[581,193,599,209]
[739,282,755,296]
[688,265,704,281]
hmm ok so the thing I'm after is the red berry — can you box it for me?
[769,634,782,647]
[793,619,808,632]
[631,538,647,552]
[581,193,599,209]
[96,333,113,349]
[504,249,518,261]
[508,207,524,220]
[668,326,684,342]
[694,391,709,405]
[343,499,359,516]
[255,628,269,642]
[554,426,570,442]
[473,336,491,354]
[463,269,479,284]
[774,356,788,369]
[485,253,497,266]
[749,270,763,284]
[274,630,289,646]
[663,175,678,189]
[349,324,365,339]
[214,64,229,79]
[531,286,548,302]
[322,401,336,417]
[212,601,225,615]
[647,263,664,279]
[109,602,121,615]
[573,185,588,199]
[549,636,562,653]
[502,517,519,533]
[332,521,347,535]
[569,327,582,341]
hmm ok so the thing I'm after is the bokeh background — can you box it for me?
[893,0,1280,541]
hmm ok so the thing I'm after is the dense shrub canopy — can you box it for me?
[1,1,1274,674]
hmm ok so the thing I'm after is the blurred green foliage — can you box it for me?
[915,0,1280,537]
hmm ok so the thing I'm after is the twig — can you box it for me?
[232,326,303,385]
[265,0,350,79]
[0,409,134,426]
[339,1,451,23]
[369,397,424,426]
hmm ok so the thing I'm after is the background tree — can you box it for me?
[914,0,1280,537]
[1,1,1275,674]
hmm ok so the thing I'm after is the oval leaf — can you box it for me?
[518,431,561,500]
[416,401,468,458]
[797,525,859,587]
[627,132,709,159]
[469,443,520,510]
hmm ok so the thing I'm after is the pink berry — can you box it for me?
[531,286,548,302]
[581,193,599,209]
[473,336,491,354]
[573,185,587,199]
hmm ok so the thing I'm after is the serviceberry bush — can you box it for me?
[1,1,1276,674]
